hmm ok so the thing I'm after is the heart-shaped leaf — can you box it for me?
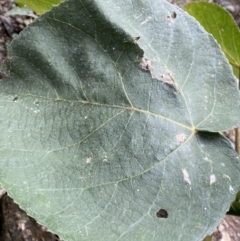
[1,0,240,240]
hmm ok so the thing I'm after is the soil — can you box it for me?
[0,192,61,241]
[0,0,240,240]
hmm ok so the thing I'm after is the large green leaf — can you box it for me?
[185,2,240,77]
[1,0,240,240]
[15,0,63,14]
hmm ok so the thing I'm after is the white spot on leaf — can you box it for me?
[86,157,92,164]
[229,185,234,193]
[210,174,216,185]
[182,168,191,185]
[176,133,186,143]
[141,16,152,25]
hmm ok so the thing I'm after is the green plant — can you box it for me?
[185,2,240,84]
[15,0,63,14]
[1,0,240,240]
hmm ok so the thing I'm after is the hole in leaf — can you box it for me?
[167,12,177,21]
[156,209,168,218]
[13,95,19,101]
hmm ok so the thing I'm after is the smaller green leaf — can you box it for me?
[185,2,240,75]
[15,0,63,14]
[227,191,240,216]
[203,235,212,241]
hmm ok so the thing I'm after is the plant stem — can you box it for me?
[235,68,240,155]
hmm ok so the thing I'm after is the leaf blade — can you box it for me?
[1,0,240,240]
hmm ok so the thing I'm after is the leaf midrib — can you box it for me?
[15,93,193,130]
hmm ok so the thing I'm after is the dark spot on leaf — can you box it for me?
[156,209,168,218]
[167,12,177,21]
[13,96,19,101]
[172,12,177,19]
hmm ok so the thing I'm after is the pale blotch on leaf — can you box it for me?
[176,133,186,143]
[141,16,152,25]
[139,58,175,86]
[210,174,216,185]
[159,72,175,85]
[86,157,92,164]
[182,168,191,185]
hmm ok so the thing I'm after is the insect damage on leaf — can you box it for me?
[139,57,151,71]
[159,72,175,85]
[167,12,177,22]
[139,57,175,86]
